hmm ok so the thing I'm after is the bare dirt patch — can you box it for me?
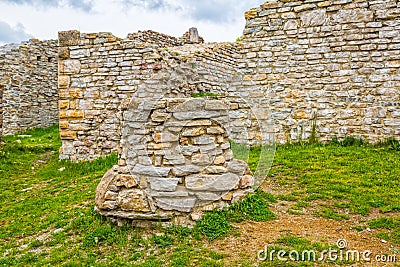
[207,205,400,267]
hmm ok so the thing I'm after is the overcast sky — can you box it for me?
[0,0,262,45]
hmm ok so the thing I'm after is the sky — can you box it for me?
[0,0,262,45]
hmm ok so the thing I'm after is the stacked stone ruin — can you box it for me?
[0,0,399,223]
[95,98,257,225]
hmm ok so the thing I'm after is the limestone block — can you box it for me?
[151,186,189,197]
[58,30,80,46]
[153,132,179,143]
[300,9,327,27]
[206,126,225,134]
[114,174,138,188]
[240,175,255,188]
[181,127,205,137]
[164,154,186,165]
[155,197,196,212]
[60,60,81,74]
[214,156,226,165]
[60,130,77,139]
[332,9,373,24]
[172,165,201,176]
[132,164,171,177]
[58,47,70,59]
[117,189,150,212]
[151,111,169,122]
[66,110,84,119]
[204,166,228,174]
[195,192,221,201]
[148,178,180,192]
[95,168,118,210]
[205,100,229,110]
[180,145,199,156]
[193,136,215,145]
[227,160,247,175]
[59,100,69,109]
[173,111,222,120]
[245,9,258,20]
[294,4,316,12]
[185,173,240,191]
[192,154,212,166]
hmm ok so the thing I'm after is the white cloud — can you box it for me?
[1,0,94,11]
[0,0,262,44]
[0,21,33,44]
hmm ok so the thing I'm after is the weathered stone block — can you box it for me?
[332,9,373,24]
[60,130,77,139]
[245,9,258,20]
[172,165,201,176]
[59,100,69,109]
[193,136,215,145]
[300,9,327,26]
[195,192,221,201]
[207,126,225,134]
[205,100,228,110]
[114,174,138,188]
[148,178,180,192]
[240,175,255,188]
[58,47,70,59]
[151,111,169,122]
[132,164,171,177]
[186,173,240,191]
[214,155,226,165]
[192,154,212,166]
[227,160,247,174]
[164,154,186,165]
[60,60,81,74]
[151,186,189,197]
[153,132,179,143]
[58,76,70,88]
[182,127,205,137]
[155,197,196,212]
[204,166,228,174]
[117,189,150,212]
[66,110,84,119]
[58,30,80,46]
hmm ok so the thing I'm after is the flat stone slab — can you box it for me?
[185,173,240,191]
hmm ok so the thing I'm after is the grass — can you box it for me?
[367,216,400,246]
[191,92,219,99]
[0,125,276,266]
[0,125,399,266]
[269,141,400,217]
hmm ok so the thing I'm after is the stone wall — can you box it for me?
[59,0,400,160]
[242,0,400,142]
[58,30,271,161]
[95,98,256,224]
[0,40,58,136]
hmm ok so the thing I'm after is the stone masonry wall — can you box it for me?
[242,0,400,142]
[0,40,58,136]
[95,98,255,224]
[58,30,264,161]
[60,0,400,161]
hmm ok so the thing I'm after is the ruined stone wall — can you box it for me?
[58,30,250,161]
[242,0,400,143]
[95,98,256,225]
[0,40,58,136]
[60,0,400,160]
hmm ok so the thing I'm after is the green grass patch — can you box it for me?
[197,190,276,239]
[191,92,219,99]
[269,142,400,216]
[368,216,400,245]
[1,125,400,266]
